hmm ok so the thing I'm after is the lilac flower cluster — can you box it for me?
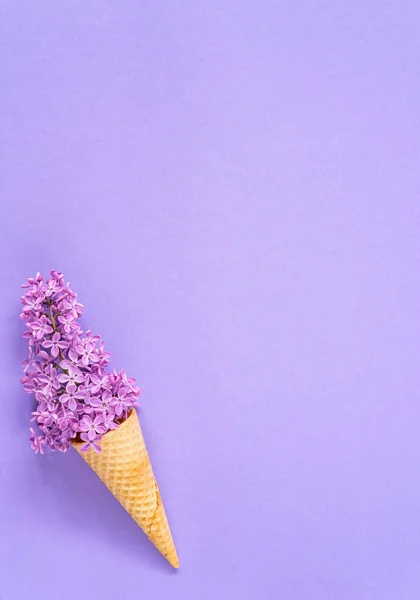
[21,270,140,454]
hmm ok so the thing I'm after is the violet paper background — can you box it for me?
[1,2,420,599]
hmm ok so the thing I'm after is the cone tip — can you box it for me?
[167,552,180,569]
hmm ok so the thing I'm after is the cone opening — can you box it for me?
[71,409,136,448]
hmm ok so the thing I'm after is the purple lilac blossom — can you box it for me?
[21,270,141,454]
[79,433,102,453]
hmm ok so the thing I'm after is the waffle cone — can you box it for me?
[72,410,179,568]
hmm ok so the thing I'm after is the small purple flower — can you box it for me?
[21,295,43,314]
[110,387,133,417]
[58,312,78,334]
[88,373,103,395]
[21,372,37,393]
[43,278,58,297]
[57,439,71,452]
[85,329,101,343]
[29,428,45,454]
[42,332,68,357]
[21,348,35,373]
[36,390,58,413]
[60,347,83,370]
[80,432,102,453]
[32,410,56,427]
[21,272,43,289]
[50,269,64,283]
[38,366,61,394]
[57,365,85,386]
[22,327,39,346]
[94,358,110,377]
[57,412,79,433]
[21,271,141,454]
[60,383,85,411]
[101,412,118,431]
[63,295,82,318]
[75,340,99,366]
[89,389,112,410]
[29,315,53,340]
[79,415,106,440]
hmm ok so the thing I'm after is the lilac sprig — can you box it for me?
[21,270,141,454]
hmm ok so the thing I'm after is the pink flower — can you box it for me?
[57,413,79,434]
[21,270,141,454]
[63,295,83,318]
[43,278,58,297]
[60,348,83,370]
[21,295,43,314]
[80,433,102,453]
[88,374,103,395]
[36,391,58,413]
[75,341,99,366]
[79,415,106,440]
[58,312,76,334]
[29,315,53,340]
[85,329,100,343]
[29,428,45,454]
[42,332,68,357]
[57,365,85,386]
[110,387,133,417]
[21,272,43,289]
[101,412,118,431]
[37,365,61,393]
[31,410,56,427]
[88,389,113,410]
[60,383,85,411]
[21,348,35,373]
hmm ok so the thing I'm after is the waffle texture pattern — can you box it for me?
[72,410,179,568]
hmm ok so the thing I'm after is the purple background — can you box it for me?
[1,2,420,598]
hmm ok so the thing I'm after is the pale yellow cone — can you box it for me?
[72,410,179,568]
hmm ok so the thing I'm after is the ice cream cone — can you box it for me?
[72,409,179,568]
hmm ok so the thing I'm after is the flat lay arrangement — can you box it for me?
[20,270,179,568]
